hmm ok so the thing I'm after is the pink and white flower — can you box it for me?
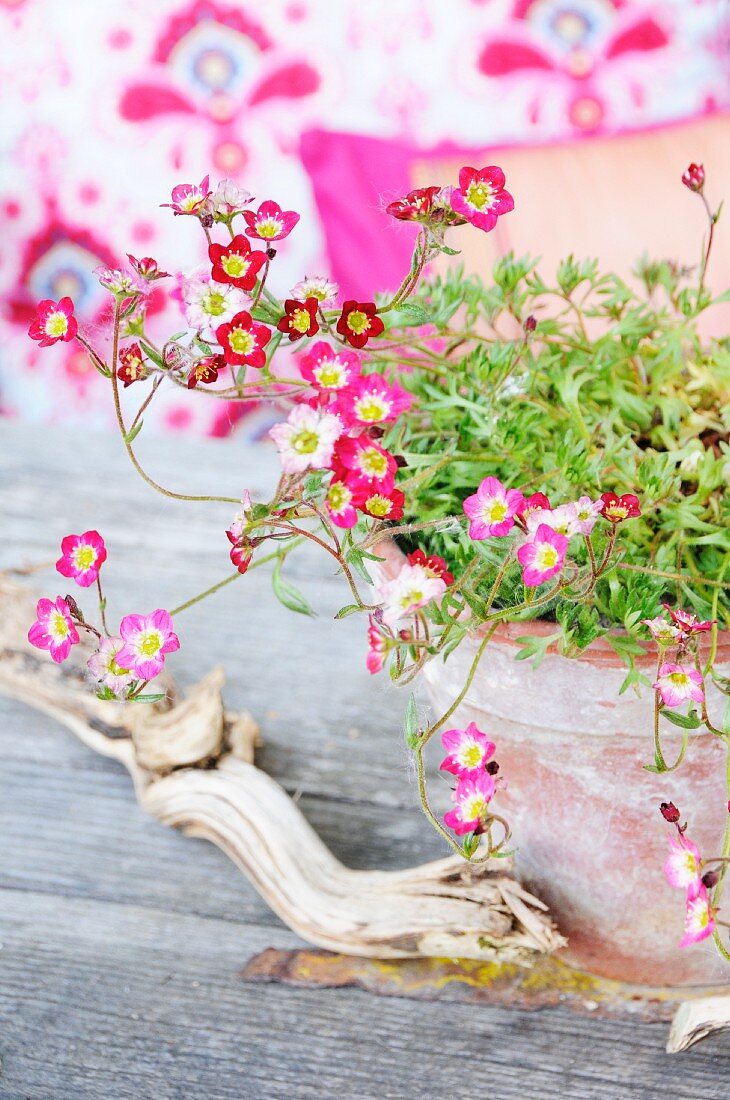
[440,723,496,779]
[463,476,526,539]
[526,503,581,539]
[653,663,705,708]
[376,562,446,630]
[571,496,604,535]
[336,374,412,428]
[450,166,514,233]
[326,478,358,529]
[56,530,107,588]
[181,272,250,340]
[664,834,703,895]
[28,297,78,346]
[161,175,211,216]
[28,596,80,663]
[443,771,496,836]
[94,266,147,298]
[269,405,343,474]
[331,434,397,492]
[517,524,568,587]
[87,635,134,697]
[243,199,299,241]
[210,178,253,218]
[366,617,387,675]
[642,615,682,645]
[117,610,180,681]
[680,885,715,948]
[298,342,361,395]
[290,276,338,308]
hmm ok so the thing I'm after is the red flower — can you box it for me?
[386,186,441,222]
[682,163,705,193]
[599,492,641,523]
[662,605,714,636]
[127,254,169,282]
[355,487,405,521]
[117,343,148,387]
[277,297,320,341]
[243,200,300,242]
[660,802,681,824]
[407,549,454,586]
[28,297,78,346]
[226,529,253,574]
[209,234,267,291]
[336,300,385,349]
[188,354,224,389]
[216,312,271,368]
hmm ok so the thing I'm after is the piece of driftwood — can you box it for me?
[0,577,563,964]
[667,996,730,1053]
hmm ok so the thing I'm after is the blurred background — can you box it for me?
[1,0,728,439]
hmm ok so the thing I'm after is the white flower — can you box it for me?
[570,495,603,535]
[211,179,254,217]
[87,636,134,697]
[181,272,250,340]
[376,563,446,630]
[269,405,343,474]
[527,502,581,539]
[290,275,339,307]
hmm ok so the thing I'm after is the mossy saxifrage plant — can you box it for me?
[26,163,730,959]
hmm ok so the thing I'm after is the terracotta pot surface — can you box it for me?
[379,541,730,986]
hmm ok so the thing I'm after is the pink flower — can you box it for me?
[376,562,446,630]
[517,524,568,587]
[227,535,253,575]
[243,199,299,241]
[571,495,604,535]
[366,617,387,675]
[28,297,78,346]
[210,178,253,217]
[127,254,169,282]
[332,434,397,492]
[463,476,525,539]
[87,635,134,697]
[440,723,495,779]
[518,492,550,520]
[336,374,412,428]
[290,276,338,307]
[355,486,405,521]
[450,166,514,233]
[56,530,107,588]
[642,615,682,645]
[680,885,715,948]
[386,186,442,223]
[653,663,704,708]
[443,771,496,836]
[298,342,361,395]
[269,404,343,474]
[599,492,641,523]
[28,597,80,663]
[161,175,211,215]
[682,163,705,193]
[526,503,580,539]
[95,266,147,297]
[117,609,180,681]
[326,478,358,529]
[663,605,714,637]
[216,311,271,369]
[664,835,703,895]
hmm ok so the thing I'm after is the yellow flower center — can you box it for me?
[359,448,388,478]
[354,396,389,423]
[203,290,227,316]
[72,546,96,570]
[138,631,162,657]
[365,494,391,517]
[466,181,494,210]
[255,216,282,239]
[315,364,346,389]
[291,429,320,455]
[669,671,690,687]
[50,611,69,639]
[486,500,507,523]
[464,794,487,819]
[399,587,424,610]
[460,743,483,769]
[45,311,69,337]
[290,308,312,334]
[229,328,255,355]
[108,654,129,676]
[347,310,370,335]
[328,482,351,511]
[222,254,249,278]
[535,545,559,571]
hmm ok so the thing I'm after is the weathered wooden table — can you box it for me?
[2,422,729,1099]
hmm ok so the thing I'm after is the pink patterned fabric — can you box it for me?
[1,0,727,435]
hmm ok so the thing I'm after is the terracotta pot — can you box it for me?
[380,542,730,987]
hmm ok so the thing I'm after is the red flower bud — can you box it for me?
[660,801,681,823]
[681,163,705,193]
[524,314,537,333]
[702,869,720,889]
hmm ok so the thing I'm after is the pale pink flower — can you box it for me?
[526,503,580,539]
[210,178,253,217]
[680,885,716,948]
[440,722,495,779]
[642,615,682,645]
[571,496,603,535]
[117,610,180,681]
[653,663,704,708]
[94,266,147,297]
[517,524,568,587]
[443,771,496,836]
[376,562,446,630]
[181,272,250,340]
[56,530,107,588]
[290,276,338,308]
[162,175,211,215]
[28,596,80,663]
[87,635,134,697]
[664,834,703,895]
[366,617,387,675]
[269,405,343,474]
[463,477,525,539]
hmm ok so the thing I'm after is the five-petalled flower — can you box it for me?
[440,723,496,780]
[28,597,80,663]
[386,186,441,223]
[450,166,514,233]
[243,199,299,241]
[336,374,412,428]
[517,524,568,587]
[653,663,704,708]
[269,404,343,474]
[216,311,271,369]
[117,610,180,681]
[443,771,496,836]
[117,343,148,387]
[277,298,320,341]
[680,885,715,948]
[28,297,78,346]
[463,476,525,539]
[87,635,134,697]
[209,234,267,291]
[298,342,361,395]
[664,834,703,896]
[336,300,385,349]
[599,492,641,523]
[162,175,211,216]
[56,530,107,588]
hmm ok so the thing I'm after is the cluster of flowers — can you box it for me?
[439,722,502,839]
[367,550,454,673]
[386,165,514,235]
[462,476,640,587]
[661,801,717,947]
[27,530,179,698]
[643,605,713,710]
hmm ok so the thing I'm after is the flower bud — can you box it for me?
[64,594,83,621]
[702,869,720,889]
[266,246,278,260]
[524,314,537,333]
[660,801,681,823]
[485,760,499,775]
[199,212,214,228]
[682,163,705,193]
